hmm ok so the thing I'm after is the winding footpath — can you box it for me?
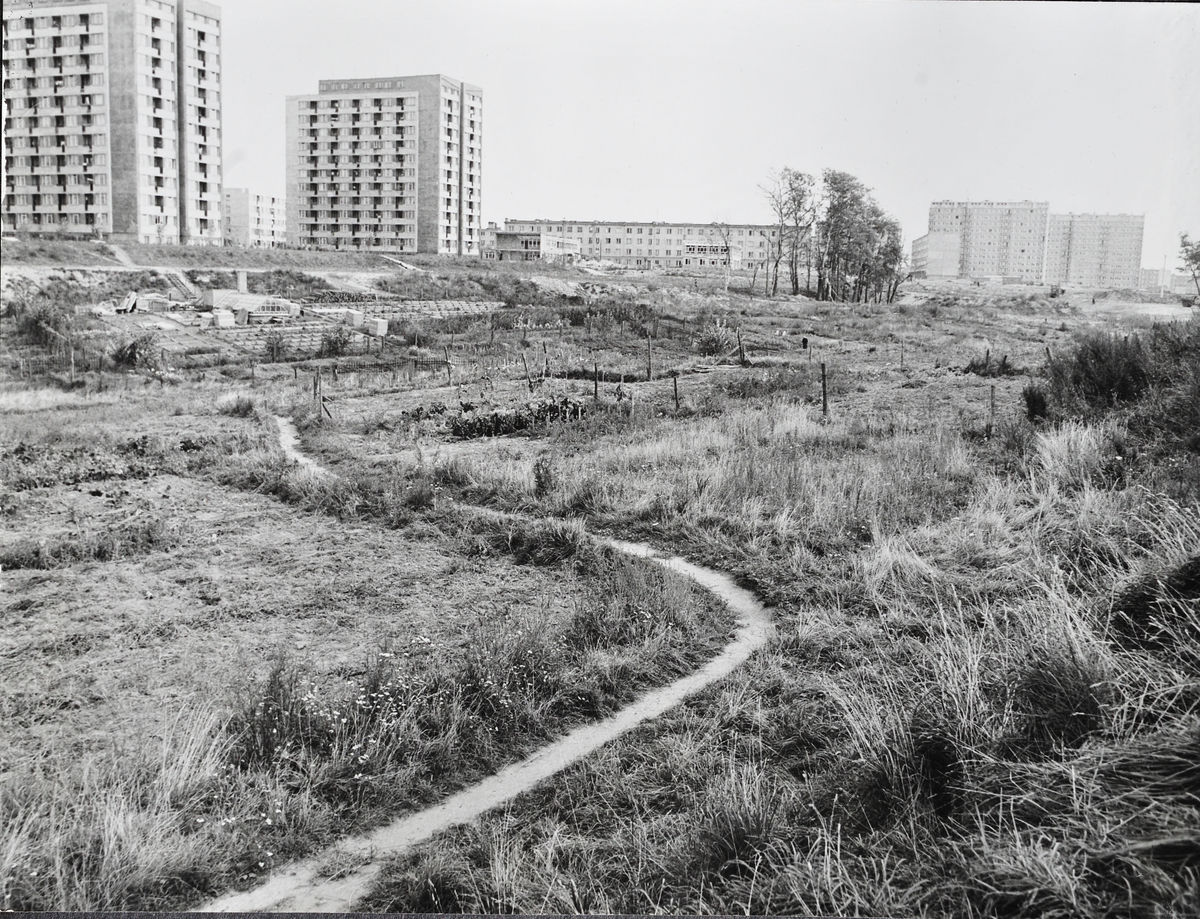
[200,419,774,912]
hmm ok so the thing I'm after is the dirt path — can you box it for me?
[200,419,774,913]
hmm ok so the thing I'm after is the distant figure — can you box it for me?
[1092,296,1096,304]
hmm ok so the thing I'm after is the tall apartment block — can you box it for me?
[501,219,779,270]
[222,187,284,247]
[1044,213,1143,289]
[285,74,482,255]
[912,201,1049,282]
[1,0,222,244]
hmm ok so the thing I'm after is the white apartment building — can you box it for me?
[1,0,223,244]
[1044,213,1144,289]
[285,74,481,255]
[501,219,778,270]
[222,186,284,247]
[913,201,1050,282]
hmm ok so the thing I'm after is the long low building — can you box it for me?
[502,218,781,270]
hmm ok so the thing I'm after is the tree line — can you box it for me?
[759,167,907,303]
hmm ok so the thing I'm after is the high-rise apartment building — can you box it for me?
[912,201,1049,282]
[1,0,223,244]
[222,187,284,247]
[502,219,779,270]
[285,74,482,255]
[912,201,1146,288]
[1044,213,1143,289]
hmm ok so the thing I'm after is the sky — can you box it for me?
[221,0,1200,270]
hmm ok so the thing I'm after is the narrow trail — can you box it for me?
[201,419,774,913]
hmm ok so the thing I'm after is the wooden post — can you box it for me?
[989,384,996,437]
[522,353,533,390]
[594,361,599,401]
[313,370,320,402]
[821,362,828,418]
[646,333,653,382]
[673,374,680,411]
[332,364,338,382]
[737,327,746,365]
[542,340,549,379]
[900,340,904,370]
[293,366,298,380]
[444,346,452,385]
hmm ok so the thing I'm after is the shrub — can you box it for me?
[1022,383,1049,423]
[695,317,736,356]
[1049,332,1150,412]
[317,327,353,357]
[532,455,555,500]
[216,394,256,417]
[964,352,1020,377]
[110,332,161,369]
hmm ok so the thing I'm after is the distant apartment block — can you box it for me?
[911,201,1049,282]
[502,219,778,270]
[1044,213,1143,289]
[1,0,224,244]
[222,187,284,247]
[493,230,581,263]
[285,74,481,255]
[912,201,1146,288]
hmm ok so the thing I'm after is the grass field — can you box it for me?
[2,248,1197,914]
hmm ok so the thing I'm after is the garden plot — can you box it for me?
[208,321,375,358]
[354,300,506,321]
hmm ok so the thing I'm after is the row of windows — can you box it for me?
[4,213,108,227]
[6,191,109,205]
[6,152,108,167]
[515,223,775,237]
[4,13,104,32]
[4,52,106,69]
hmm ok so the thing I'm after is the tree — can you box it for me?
[712,222,733,292]
[761,173,789,296]
[782,169,816,295]
[1180,233,1200,297]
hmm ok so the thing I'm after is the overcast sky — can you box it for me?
[221,0,1199,270]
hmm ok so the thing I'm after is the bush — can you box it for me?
[110,332,161,369]
[216,394,256,417]
[695,317,736,356]
[1022,383,1049,423]
[1049,332,1150,412]
[964,352,1020,377]
[317,327,353,357]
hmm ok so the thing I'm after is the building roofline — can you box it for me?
[505,217,776,229]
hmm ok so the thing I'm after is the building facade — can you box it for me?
[285,73,481,255]
[493,230,580,263]
[1,0,223,244]
[222,186,284,247]
[501,219,777,270]
[1044,213,1143,289]
[920,201,1049,282]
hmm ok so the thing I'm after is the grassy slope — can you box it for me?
[339,300,1200,916]
[0,381,735,911]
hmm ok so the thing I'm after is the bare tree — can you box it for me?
[761,172,789,296]
[712,222,733,292]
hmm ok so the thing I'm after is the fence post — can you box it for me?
[646,334,653,382]
[821,362,828,418]
[989,384,996,437]
[444,346,452,385]
[594,361,599,401]
[673,373,680,411]
[737,327,746,365]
